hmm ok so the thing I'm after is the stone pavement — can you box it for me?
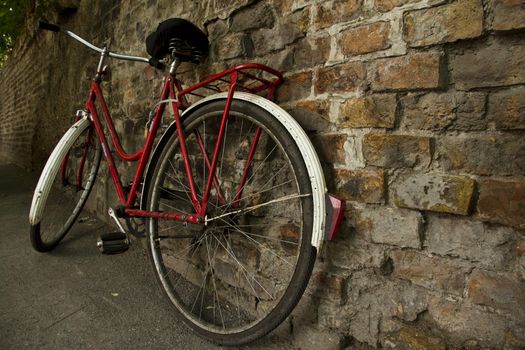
[0,164,289,350]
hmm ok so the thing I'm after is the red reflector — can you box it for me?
[325,194,345,241]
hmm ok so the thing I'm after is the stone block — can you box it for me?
[477,179,525,229]
[392,173,475,215]
[437,135,525,176]
[286,100,332,132]
[340,22,391,56]
[392,250,469,295]
[488,86,525,130]
[272,0,293,14]
[371,52,444,91]
[276,71,312,102]
[374,0,419,12]
[334,169,385,203]
[401,91,486,131]
[311,133,347,164]
[214,33,253,60]
[467,269,525,317]
[213,0,252,18]
[504,330,525,350]
[315,0,362,29]
[293,325,344,350]
[339,94,396,128]
[318,299,348,329]
[315,62,366,94]
[230,1,275,32]
[403,0,483,47]
[492,0,525,31]
[358,207,423,248]
[307,270,347,301]
[384,326,446,350]
[326,237,388,271]
[290,293,318,326]
[450,36,525,90]
[251,9,307,55]
[291,37,330,70]
[362,134,431,168]
[428,298,509,348]
[344,273,430,345]
[426,215,514,270]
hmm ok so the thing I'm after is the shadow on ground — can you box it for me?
[0,164,293,350]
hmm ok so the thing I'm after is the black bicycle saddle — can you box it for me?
[146,18,209,64]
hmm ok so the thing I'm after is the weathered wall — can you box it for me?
[1,0,524,348]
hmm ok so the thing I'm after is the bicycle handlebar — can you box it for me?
[39,21,61,32]
[38,20,161,68]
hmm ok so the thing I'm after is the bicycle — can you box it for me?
[29,18,345,346]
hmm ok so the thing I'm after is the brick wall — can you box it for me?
[1,0,524,348]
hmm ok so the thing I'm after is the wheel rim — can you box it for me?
[148,108,311,334]
[38,127,100,247]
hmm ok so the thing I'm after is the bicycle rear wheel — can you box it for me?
[144,99,316,345]
[30,123,101,252]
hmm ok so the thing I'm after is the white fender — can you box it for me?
[145,92,328,248]
[29,117,91,225]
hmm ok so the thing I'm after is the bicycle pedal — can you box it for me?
[97,232,130,254]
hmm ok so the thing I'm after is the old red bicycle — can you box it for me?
[29,18,344,345]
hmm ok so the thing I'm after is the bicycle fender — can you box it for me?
[29,117,91,226]
[142,92,328,248]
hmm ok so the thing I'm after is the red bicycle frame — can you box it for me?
[76,61,283,225]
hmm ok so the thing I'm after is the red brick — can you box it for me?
[371,52,444,91]
[477,179,525,229]
[315,0,362,29]
[339,94,396,128]
[488,86,525,130]
[315,62,366,94]
[340,22,390,56]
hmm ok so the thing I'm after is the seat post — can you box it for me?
[169,57,181,76]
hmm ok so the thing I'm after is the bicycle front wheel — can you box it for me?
[30,122,101,252]
[144,99,316,345]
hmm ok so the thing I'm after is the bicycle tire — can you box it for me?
[30,123,101,252]
[143,99,316,345]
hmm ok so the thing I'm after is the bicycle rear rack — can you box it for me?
[176,63,284,107]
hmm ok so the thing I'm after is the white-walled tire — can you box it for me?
[29,117,101,252]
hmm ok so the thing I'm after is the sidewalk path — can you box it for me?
[0,164,287,349]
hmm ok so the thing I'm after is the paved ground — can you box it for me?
[0,164,289,350]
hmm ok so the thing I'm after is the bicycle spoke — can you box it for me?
[213,234,274,300]
[167,159,197,212]
[207,193,310,224]
[222,222,295,268]
[218,143,279,217]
